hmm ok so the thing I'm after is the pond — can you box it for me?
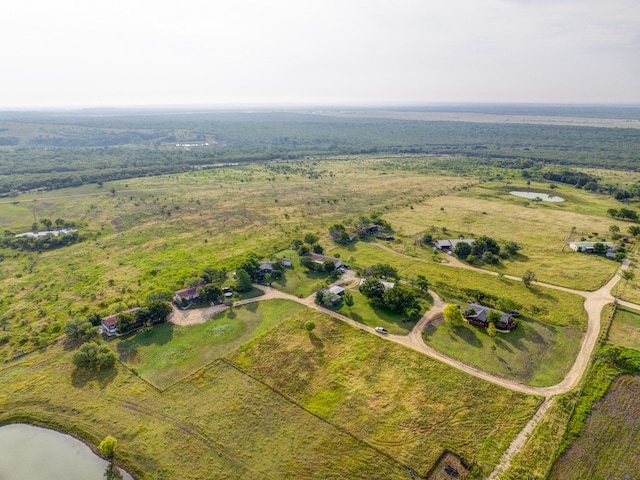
[0,424,134,480]
[509,191,565,202]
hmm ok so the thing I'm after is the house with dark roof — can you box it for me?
[174,285,201,304]
[463,302,516,331]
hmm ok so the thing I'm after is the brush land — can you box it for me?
[0,106,639,479]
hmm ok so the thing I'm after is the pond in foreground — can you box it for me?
[0,424,133,480]
[509,191,565,202]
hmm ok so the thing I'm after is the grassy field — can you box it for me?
[422,318,583,386]
[607,306,640,351]
[0,306,542,479]
[227,309,542,478]
[549,374,640,479]
[112,300,305,389]
[272,249,336,297]
[501,393,576,480]
[0,159,476,359]
[0,342,414,479]
[386,180,623,290]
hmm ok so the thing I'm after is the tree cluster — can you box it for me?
[72,342,116,371]
[607,208,639,222]
[116,301,172,335]
[359,279,421,320]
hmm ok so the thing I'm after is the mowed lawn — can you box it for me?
[607,306,640,351]
[549,374,640,479]
[422,318,584,386]
[112,299,305,389]
[228,309,542,478]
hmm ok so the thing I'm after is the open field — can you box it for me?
[549,374,640,479]
[607,306,640,351]
[0,342,416,479]
[112,300,306,389]
[422,318,583,387]
[228,309,542,478]
[387,180,623,290]
[0,307,541,479]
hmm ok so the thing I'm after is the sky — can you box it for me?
[1,0,639,108]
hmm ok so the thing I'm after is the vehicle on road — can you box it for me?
[375,327,388,334]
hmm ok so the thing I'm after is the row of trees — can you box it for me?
[607,208,639,222]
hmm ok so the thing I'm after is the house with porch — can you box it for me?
[463,302,517,331]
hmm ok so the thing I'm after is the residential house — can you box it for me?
[463,303,516,331]
[569,241,617,254]
[174,285,201,304]
[101,307,141,336]
[434,238,475,251]
[328,285,345,297]
[303,252,344,269]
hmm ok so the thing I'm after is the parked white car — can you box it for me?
[374,327,388,334]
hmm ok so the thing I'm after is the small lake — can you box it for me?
[0,424,134,480]
[509,191,565,202]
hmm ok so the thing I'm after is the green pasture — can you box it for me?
[607,306,640,351]
[422,318,583,386]
[111,299,305,389]
[0,160,474,358]
[228,309,541,478]
[0,343,410,479]
[387,181,622,290]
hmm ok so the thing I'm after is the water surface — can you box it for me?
[509,191,565,202]
[0,424,133,480]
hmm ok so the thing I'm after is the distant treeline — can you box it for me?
[0,110,638,194]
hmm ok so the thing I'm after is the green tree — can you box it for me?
[115,312,138,334]
[496,297,521,314]
[593,242,606,255]
[487,309,502,326]
[522,270,537,288]
[415,274,429,294]
[487,322,497,337]
[103,462,124,480]
[304,321,316,332]
[443,304,464,327]
[359,278,385,303]
[98,435,118,459]
[343,291,354,310]
[372,263,399,279]
[198,284,223,303]
[303,232,319,245]
[235,268,253,292]
[382,285,419,313]
[454,242,472,260]
[621,270,635,282]
[65,319,98,343]
[145,300,172,324]
[72,342,116,371]
[300,256,318,271]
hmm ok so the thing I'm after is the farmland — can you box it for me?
[549,374,640,479]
